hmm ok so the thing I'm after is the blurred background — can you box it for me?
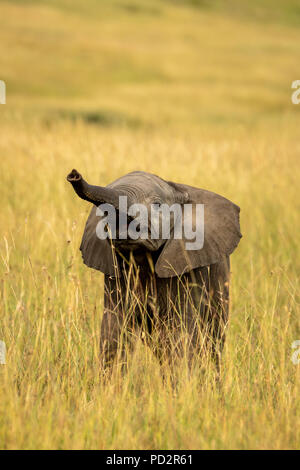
[1,0,300,130]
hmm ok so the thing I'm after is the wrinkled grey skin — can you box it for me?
[67,169,242,370]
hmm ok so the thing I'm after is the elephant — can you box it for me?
[67,169,242,371]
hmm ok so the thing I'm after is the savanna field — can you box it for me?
[0,0,300,449]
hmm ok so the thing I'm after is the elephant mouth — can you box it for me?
[114,238,160,252]
[107,209,161,251]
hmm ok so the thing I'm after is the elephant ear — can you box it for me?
[155,182,242,278]
[80,205,118,277]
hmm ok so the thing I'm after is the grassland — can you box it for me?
[0,0,299,449]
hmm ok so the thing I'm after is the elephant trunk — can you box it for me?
[67,169,120,207]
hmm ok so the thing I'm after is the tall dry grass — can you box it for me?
[0,118,299,449]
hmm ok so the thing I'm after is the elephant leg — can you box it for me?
[207,255,230,371]
[100,273,145,371]
[153,264,228,373]
[99,309,126,370]
[152,272,208,370]
[100,275,130,370]
[152,310,207,376]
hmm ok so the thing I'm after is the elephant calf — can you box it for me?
[67,169,242,370]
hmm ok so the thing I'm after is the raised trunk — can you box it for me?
[67,169,120,207]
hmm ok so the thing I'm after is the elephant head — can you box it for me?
[67,169,242,278]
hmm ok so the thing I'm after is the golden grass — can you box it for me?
[0,0,300,449]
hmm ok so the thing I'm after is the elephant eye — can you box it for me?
[153,201,161,208]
